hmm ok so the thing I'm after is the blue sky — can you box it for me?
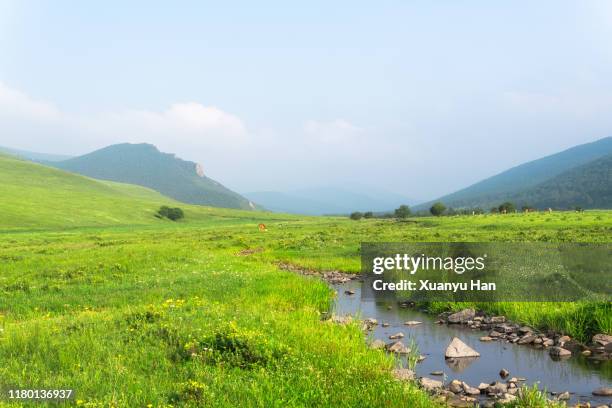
[1,0,612,200]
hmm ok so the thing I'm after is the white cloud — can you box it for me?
[0,81,250,155]
[0,82,61,121]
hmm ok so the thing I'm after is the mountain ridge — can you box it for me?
[48,143,257,211]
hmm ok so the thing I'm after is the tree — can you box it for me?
[429,202,446,216]
[157,205,184,221]
[363,211,374,219]
[498,202,516,214]
[394,205,411,219]
[349,211,363,220]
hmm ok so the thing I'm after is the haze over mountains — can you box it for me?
[3,136,611,214]
[47,143,256,211]
[244,187,417,215]
[415,137,612,211]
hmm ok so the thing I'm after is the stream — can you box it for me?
[332,280,612,406]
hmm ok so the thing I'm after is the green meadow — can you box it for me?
[0,155,610,406]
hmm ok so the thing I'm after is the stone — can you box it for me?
[478,383,490,391]
[549,347,572,357]
[447,308,475,324]
[495,324,515,334]
[487,382,508,395]
[557,391,570,400]
[364,318,378,326]
[518,326,533,334]
[518,334,537,345]
[382,322,390,327]
[445,337,480,358]
[462,382,481,395]
[489,330,502,338]
[593,387,612,396]
[389,332,404,339]
[387,341,410,354]
[593,334,612,346]
[446,396,473,407]
[490,316,506,323]
[344,289,355,295]
[392,368,415,381]
[480,336,494,342]
[404,320,422,326]
[557,335,571,346]
[430,371,444,376]
[369,339,386,350]
[420,377,443,392]
[542,338,554,347]
[499,368,510,378]
[448,379,463,393]
[582,350,592,356]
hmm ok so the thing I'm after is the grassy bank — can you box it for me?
[0,226,438,407]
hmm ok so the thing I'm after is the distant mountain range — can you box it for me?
[0,146,73,162]
[46,143,257,210]
[415,137,612,211]
[244,187,416,215]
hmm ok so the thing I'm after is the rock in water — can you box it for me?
[445,337,480,358]
[549,347,571,357]
[447,308,475,323]
[592,387,612,396]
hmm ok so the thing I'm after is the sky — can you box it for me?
[1,0,612,201]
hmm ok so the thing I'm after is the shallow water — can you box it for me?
[333,280,612,406]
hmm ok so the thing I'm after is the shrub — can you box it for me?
[157,206,185,221]
[429,202,446,216]
[498,201,516,214]
[363,211,374,219]
[349,212,363,220]
[394,205,411,219]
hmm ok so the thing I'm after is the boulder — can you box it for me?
[593,387,612,396]
[449,380,463,393]
[499,368,510,378]
[462,382,481,395]
[387,341,410,354]
[593,334,612,346]
[487,382,508,395]
[549,347,572,357]
[420,377,443,392]
[445,337,480,358]
[448,308,475,324]
[518,334,537,345]
[557,391,570,400]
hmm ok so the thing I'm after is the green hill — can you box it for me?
[507,153,612,209]
[0,153,276,231]
[417,137,612,210]
[49,143,256,210]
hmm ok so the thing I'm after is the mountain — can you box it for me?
[0,146,73,162]
[49,143,256,210]
[244,187,415,215]
[416,137,612,210]
[506,153,612,209]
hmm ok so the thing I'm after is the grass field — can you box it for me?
[0,155,610,406]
